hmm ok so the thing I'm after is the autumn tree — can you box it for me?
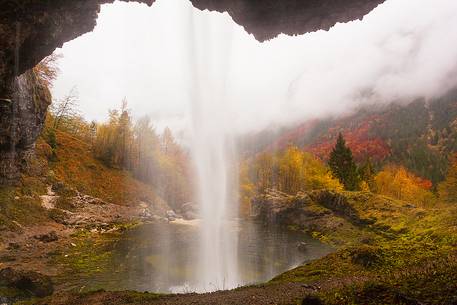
[245,146,342,196]
[253,152,276,193]
[156,127,190,209]
[50,87,79,130]
[301,152,343,192]
[278,146,305,194]
[33,53,62,88]
[133,116,161,181]
[359,158,376,191]
[374,165,435,205]
[92,102,191,208]
[116,98,134,168]
[328,133,360,191]
[438,154,457,203]
[93,101,134,168]
[239,161,255,217]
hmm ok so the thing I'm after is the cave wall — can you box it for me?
[0,69,51,184]
[0,0,385,184]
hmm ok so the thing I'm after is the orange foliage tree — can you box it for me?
[374,165,435,205]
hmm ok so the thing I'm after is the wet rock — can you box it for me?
[139,208,153,219]
[0,268,53,297]
[33,231,58,243]
[297,241,308,252]
[251,189,325,223]
[166,210,182,221]
[166,210,177,218]
[184,211,198,220]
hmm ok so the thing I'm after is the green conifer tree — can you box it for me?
[438,154,457,203]
[328,133,360,191]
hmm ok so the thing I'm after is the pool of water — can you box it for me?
[57,220,332,293]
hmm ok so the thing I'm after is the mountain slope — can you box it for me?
[42,129,166,207]
[241,89,457,183]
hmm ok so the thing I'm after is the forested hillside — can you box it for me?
[43,94,192,210]
[240,89,457,184]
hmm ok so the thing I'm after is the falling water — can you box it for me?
[186,8,239,292]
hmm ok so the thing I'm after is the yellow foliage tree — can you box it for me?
[239,161,255,217]
[278,146,305,194]
[374,165,436,205]
[253,152,276,193]
[301,152,343,192]
[245,146,342,196]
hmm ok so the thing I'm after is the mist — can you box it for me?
[52,0,457,135]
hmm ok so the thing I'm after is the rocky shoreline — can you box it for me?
[0,182,201,304]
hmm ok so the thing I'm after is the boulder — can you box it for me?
[181,202,198,213]
[165,210,182,221]
[139,208,153,219]
[33,231,58,243]
[251,189,320,224]
[0,268,53,297]
[297,241,308,252]
[184,211,198,220]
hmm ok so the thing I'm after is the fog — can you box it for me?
[52,0,457,135]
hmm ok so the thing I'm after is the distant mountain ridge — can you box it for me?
[240,89,457,184]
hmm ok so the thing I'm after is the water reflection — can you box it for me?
[58,220,332,293]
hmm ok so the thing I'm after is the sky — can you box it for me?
[52,0,457,136]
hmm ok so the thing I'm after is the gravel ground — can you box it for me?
[35,282,317,305]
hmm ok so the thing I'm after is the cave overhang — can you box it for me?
[0,0,385,96]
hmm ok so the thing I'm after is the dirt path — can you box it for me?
[35,282,318,305]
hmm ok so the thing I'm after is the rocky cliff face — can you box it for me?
[0,70,51,184]
[190,0,385,42]
[251,189,375,240]
[0,0,384,184]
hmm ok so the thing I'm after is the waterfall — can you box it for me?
[186,7,239,292]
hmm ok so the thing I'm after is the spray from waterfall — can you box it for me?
[186,6,239,292]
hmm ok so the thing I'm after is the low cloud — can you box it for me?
[52,0,457,135]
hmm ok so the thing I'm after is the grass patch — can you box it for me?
[0,184,48,233]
